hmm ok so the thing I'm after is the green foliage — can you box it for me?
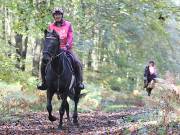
[103,104,130,112]
[78,83,102,111]
[0,54,19,82]
[0,53,36,91]
[2,0,177,81]
[0,37,37,91]
[107,77,128,91]
[0,0,179,119]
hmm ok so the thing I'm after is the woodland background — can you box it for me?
[0,0,179,134]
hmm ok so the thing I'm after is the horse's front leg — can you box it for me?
[65,100,71,125]
[73,88,80,125]
[146,80,155,96]
[58,94,68,129]
[47,89,57,122]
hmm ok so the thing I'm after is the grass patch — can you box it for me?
[102,104,135,112]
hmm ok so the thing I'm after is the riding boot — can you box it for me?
[74,62,84,90]
[68,49,84,90]
[37,62,48,90]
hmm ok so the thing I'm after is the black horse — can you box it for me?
[43,29,82,129]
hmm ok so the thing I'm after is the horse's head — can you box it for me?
[43,29,60,63]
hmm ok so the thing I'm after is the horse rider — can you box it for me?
[144,60,157,89]
[37,7,84,90]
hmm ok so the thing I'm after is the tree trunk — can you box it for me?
[87,28,95,70]
[15,33,23,69]
[33,0,50,76]
[32,38,43,76]
[2,6,6,41]
[21,36,28,71]
[14,33,28,71]
[87,49,92,70]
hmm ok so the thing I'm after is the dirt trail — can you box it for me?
[0,107,179,135]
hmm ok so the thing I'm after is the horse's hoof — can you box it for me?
[73,120,79,127]
[146,89,151,96]
[49,115,57,122]
[68,120,73,126]
[57,125,63,130]
[57,127,62,130]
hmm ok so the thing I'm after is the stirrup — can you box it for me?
[78,83,84,90]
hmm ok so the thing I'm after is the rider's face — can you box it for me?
[53,14,62,22]
[149,63,154,67]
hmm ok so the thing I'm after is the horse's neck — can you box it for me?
[51,56,63,74]
[51,53,72,76]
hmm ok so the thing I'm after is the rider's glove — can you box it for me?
[66,43,71,50]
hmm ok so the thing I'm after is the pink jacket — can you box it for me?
[48,20,73,49]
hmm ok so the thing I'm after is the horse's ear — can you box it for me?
[52,29,56,34]
[52,29,55,34]
[52,29,59,37]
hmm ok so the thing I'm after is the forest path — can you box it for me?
[1,106,179,135]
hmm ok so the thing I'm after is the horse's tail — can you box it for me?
[68,90,87,100]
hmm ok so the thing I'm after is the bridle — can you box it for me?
[43,36,60,60]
